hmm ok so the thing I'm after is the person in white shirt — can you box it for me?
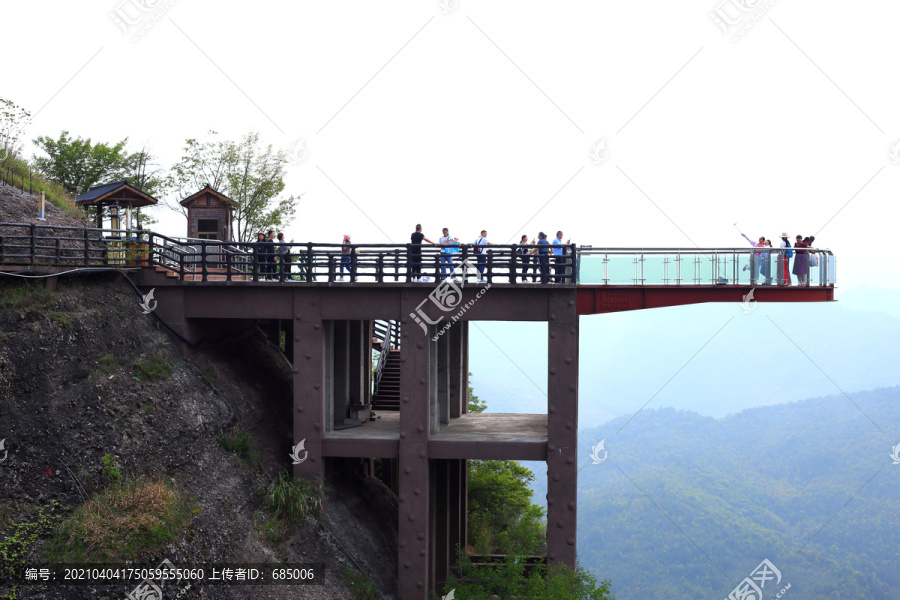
[473,230,492,282]
[777,232,792,286]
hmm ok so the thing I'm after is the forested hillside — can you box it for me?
[574,387,900,600]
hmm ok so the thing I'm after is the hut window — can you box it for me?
[198,219,218,240]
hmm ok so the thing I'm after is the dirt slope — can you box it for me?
[0,271,396,600]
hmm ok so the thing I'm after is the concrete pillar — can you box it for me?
[433,460,450,591]
[333,320,350,428]
[447,458,466,576]
[448,325,464,419]
[546,291,578,567]
[293,291,325,482]
[398,305,432,600]
[349,320,365,407]
[430,336,440,434]
[462,322,469,414]
[437,333,450,426]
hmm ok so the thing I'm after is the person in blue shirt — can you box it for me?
[551,230,570,283]
[537,232,551,284]
[438,228,457,280]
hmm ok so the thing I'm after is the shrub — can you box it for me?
[46,480,191,562]
[102,453,121,483]
[130,354,171,381]
[267,471,323,522]
[49,311,70,327]
[341,568,378,600]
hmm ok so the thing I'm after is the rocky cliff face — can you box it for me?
[1,184,398,599]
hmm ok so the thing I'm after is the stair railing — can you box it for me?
[373,320,395,399]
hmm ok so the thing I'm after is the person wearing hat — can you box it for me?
[777,232,793,286]
[438,228,457,280]
[339,235,353,281]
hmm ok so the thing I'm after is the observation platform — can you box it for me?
[0,222,836,600]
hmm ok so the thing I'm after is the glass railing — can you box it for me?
[575,248,835,286]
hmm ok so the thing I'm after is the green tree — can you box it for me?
[0,97,30,160]
[33,131,130,194]
[467,459,547,555]
[467,372,487,413]
[165,131,298,242]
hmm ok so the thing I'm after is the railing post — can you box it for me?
[350,245,358,282]
[306,243,313,283]
[486,249,493,283]
[200,241,208,282]
[377,253,384,284]
[226,246,233,282]
[328,254,335,282]
[393,249,400,282]
[511,244,518,284]
[83,228,90,266]
[29,223,36,265]
[179,250,185,281]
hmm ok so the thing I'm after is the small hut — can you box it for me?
[75,180,158,232]
[180,185,233,241]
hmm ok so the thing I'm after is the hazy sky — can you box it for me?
[4,0,898,293]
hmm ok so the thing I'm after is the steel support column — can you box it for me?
[448,324,464,418]
[293,291,325,482]
[398,305,432,600]
[546,291,578,566]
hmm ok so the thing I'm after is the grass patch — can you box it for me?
[267,471,323,523]
[130,354,171,382]
[216,426,259,469]
[0,154,78,216]
[49,311,70,327]
[0,501,64,597]
[45,479,192,562]
[102,453,121,484]
[341,568,379,600]
[0,282,54,312]
[98,354,118,374]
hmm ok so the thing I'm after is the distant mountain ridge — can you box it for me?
[570,386,900,600]
[470,286,900,426]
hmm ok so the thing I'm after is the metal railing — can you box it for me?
[0,224,836,288]
[0,222,151,269]
[576,247,835,287]
[145,232,578,284]
[373,320,396,399]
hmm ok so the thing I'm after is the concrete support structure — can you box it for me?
[545,292,579,566]
[397,300,432,599]
[133,268,830,600]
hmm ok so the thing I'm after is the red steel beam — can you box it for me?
[576,285,834,315]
